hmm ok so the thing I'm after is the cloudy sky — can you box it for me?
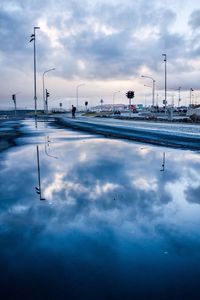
[1,0,200,109]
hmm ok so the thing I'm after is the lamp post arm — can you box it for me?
[141,75,156,106]
[76,83,85,111]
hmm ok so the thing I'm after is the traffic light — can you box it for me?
[46,90,50,98]
[12,94,16,101]
[126,91,135,99]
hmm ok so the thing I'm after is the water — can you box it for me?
[0,119,200,299]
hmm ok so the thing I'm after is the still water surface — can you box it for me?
[0,119,200,299]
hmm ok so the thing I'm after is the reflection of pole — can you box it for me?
[160,152,166,171]
[44,136,58,159]
[36,145,45,200]
[36,146,41,199]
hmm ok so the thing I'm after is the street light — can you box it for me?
[30,26,40,118]
[112,91,120,111]
[76,83,85,111]
[42,68,56,113]
[11,91,21,117]
[162,54,167,114]
[12,94,17,117]
[143,84,152,108]
[100,99,104,111]
[141,75,155,106]
[190,88,194,106]
[178,87,181,108]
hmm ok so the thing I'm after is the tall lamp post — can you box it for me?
[112,91,120,111]
[30,26,40,117]
[144,84,151,107]
[42,68,55,113]
[162,54,167,114]
[190,88,194,106]
[100,99,104,111]
[76,83,85,111]
[141,75,155,107]
[178,86,181,108]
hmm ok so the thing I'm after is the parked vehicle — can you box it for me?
[114,110,121,115]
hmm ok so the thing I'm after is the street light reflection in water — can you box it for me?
[0,119,200,299]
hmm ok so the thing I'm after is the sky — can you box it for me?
[1,0,200,109]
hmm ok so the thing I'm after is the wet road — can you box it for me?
[57,116,200,149]
[0,119,200,299]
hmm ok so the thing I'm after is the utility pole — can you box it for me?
[112,91,120,111]
[30,26,40,117]
[42,68,55,113]
[45,89,50,114]
[178,87,181,108]
[162,54,167,114]
[76,83,85,111]
[12,94,17,117]
[190,88,194,106]
[141,75,156,107]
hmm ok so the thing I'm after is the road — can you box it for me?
[56,115,200,150]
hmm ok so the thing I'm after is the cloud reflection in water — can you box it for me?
[0,124,200,299]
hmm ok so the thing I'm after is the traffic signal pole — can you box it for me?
[12,94,17,117]
[126,91,135,117]
[46,89,48,114]
[129,97,131,117]
[46,89,50,114]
